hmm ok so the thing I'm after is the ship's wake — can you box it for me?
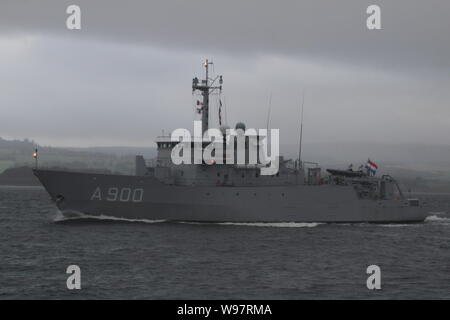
[54,211,166,224]
[178,221,323,228]
[216,222,322,228]
[54,211,322,227]
[425,214,450,225]
[53,211,449,227]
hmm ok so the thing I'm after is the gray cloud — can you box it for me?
[2,0,449,73]
[0,0,449,148]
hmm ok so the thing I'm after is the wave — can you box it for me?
[53,211,448,228]
[333,222,417,228]
[373,224,416,228]
[54,211,166,224]
[54,211,321,227]
[425,215,450,223]
[216,222,322,228]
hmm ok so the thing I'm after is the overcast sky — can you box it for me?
[0,0,449,147]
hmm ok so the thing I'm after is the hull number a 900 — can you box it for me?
[90,187,144,202]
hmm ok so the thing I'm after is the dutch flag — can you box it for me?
[365,159,378,176]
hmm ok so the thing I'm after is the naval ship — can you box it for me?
[34,61,428,223]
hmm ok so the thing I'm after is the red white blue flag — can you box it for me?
[365,159,378,175]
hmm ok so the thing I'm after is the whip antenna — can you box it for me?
[298,89,305,169]
[266,92,272,131]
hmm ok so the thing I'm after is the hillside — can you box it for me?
[0,137,157,175]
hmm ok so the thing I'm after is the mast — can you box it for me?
[298,90,305,169]
[192,60,223,134]
[202,60,209,133]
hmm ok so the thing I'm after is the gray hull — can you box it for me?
[34,169,428,223]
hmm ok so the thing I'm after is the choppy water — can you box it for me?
[0,186,449,299]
